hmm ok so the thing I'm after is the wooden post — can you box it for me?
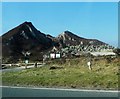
[34,62,37,68]
[25,60,28,69]
[25,64,27,69]
[87,61,92,70]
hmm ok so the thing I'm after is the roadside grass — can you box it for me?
[0,72,2,84]
[2,56,120,90]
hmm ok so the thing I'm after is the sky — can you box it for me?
[2,2,118,47]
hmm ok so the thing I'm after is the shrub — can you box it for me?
[113,48,120,56]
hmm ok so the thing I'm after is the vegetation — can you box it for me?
[2,56,120,90]
[113,48,120,56]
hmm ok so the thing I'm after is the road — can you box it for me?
[1,64,44,72]
[1,86,119,97]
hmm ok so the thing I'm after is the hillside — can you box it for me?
[2,22,55,62]
[2,21,114,63]
[56,31,105,47]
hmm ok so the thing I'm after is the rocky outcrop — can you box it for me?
[2,22,114,63]
[56,31,106,47]
[2,22,54,62]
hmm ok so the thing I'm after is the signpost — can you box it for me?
[25,58,29,69]
[22,51,30,69]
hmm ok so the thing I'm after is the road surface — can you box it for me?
[1,86,119,97]
[1,64,44,72]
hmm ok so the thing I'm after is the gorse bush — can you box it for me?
[113,48,120,56]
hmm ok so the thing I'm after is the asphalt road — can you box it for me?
[1,64,44,72]
[1,86,119,97]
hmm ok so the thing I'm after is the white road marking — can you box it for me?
[1,86,119,93]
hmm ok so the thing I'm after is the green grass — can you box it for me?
[2,56,120,90]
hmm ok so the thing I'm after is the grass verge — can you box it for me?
[2,56,120,90]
